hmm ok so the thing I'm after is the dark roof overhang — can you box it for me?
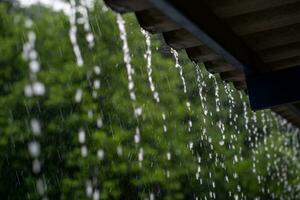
[104,0,300,127]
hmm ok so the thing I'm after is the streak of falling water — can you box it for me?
[23,19,48,200]
[117,14,136,102]
[186,101,193,133]
[93,65,103,129]
[223,83,236,128]
[223,83,239,151]
[260,110,272,194]
[135,28,174,172]
[267,112,282,198]
[117,14,143,160]
[223,83,246,197]
[195,65,222,199]
[239,91,260,191]
[141,29,160,103]
[170,48,192,133]
[77,0,95,48]
[195,65,208,122]
[68,0,84,66]
[261,111,268,142]
[249,110,262,187]
[209,74,226,145]
[209,73,242,198]
[272,114,300,197]
[210,74,221,113]
[88,68,103,199]
[170,48,187,94]
[140,29,168,134]
[162,113,168,133]
[264,111,276,195]
[69,1,100,196]
[239,92,249,132]
[291,128,300,196]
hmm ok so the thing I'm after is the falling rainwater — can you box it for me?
[141,29,160,103]
[69,2,102,197]
[77,0,95,48]
[210,74,221,113]
[194,65,226,199]
[23,19,48,200]
[68,0,84,67]
[141,28,169,138]
[170,48,193,133]
[117,15,144,170]
[171,48,187,94]
[117,15,137,102]
[195,65,208,122]
[5,1,300,199]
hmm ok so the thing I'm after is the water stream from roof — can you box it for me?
[170,48,193,134]
[116,14,144,169]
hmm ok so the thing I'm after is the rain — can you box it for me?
[0,0,300,199]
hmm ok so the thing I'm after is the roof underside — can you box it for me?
[104,0,300,128]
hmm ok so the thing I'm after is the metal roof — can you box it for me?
[104,0,300,127]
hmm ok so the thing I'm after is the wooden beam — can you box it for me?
[265,56,300,71]
[203,0,300,18]
[163,29,203,50]
[103,0,152,13]
[220,70,245,82]
[226,2,300,35]
[147,0,264,75]
[186,46,221,63]
[259,42,300,62]
[243,23,300,50]
[233,81,247,90]
[204,60,235,74]
[135,8,180,33]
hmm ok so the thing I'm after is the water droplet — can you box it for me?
[86,180,93,198]
[93,80,100,90]
[31,118,41,136]
[117,146,123,156]
[32,82,45,96]
[78,129,86,144]
[29,50,37,60]
[166,152,171,160]
[28,141,41,157]
[74,89,83,103]
[93,189,100,200]
[32,159,41,174]
[86,33,94,43]
[96,117,103,128]
[36,178,46,195]
[138,148,143,161]
[81,145,88,157]
[134,107,142,117]
[29,60,40,73]
[28,31,36,42]
[219,140,225,146]
[24,84,33,97]
[134,134,140,144]
[25,19,33,28]
[94,66,101,75]
[97,149,104,160]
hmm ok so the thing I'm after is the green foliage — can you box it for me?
[0,1,300,200]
